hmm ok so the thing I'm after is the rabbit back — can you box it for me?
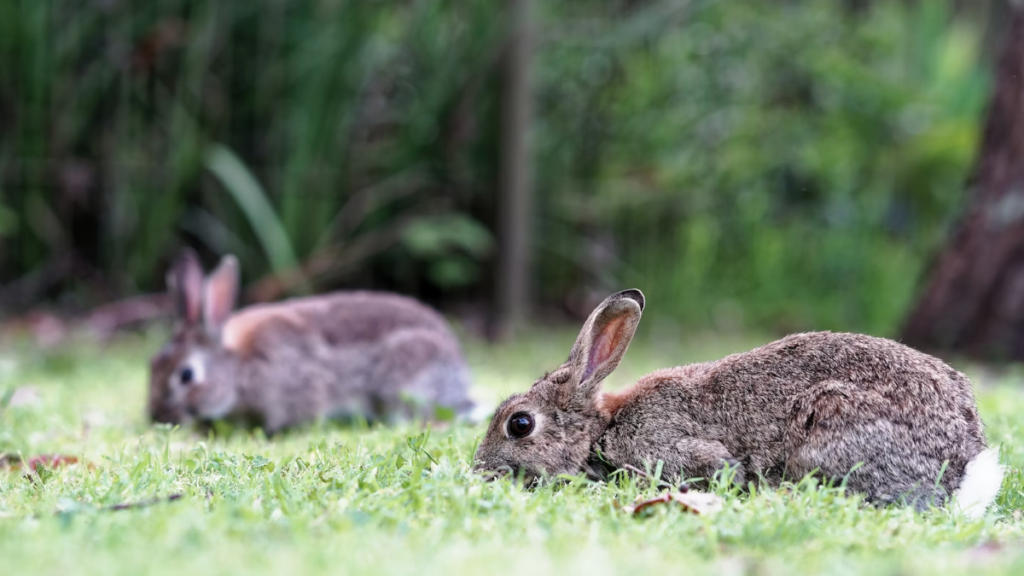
[598,331,987,506]
[220,291,474,431]
[222,291,452,355]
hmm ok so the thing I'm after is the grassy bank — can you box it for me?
[1,330,1023,575]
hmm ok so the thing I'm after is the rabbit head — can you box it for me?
[148,250,243,425]
[473,289,644,483]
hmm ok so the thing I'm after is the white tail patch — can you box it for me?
[953,447,1004,519]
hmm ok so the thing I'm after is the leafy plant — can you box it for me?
[534,0,987,334]
[0,0,990,335]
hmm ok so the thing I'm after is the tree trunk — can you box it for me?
[491,0,534,341]
[901,5,1024,360]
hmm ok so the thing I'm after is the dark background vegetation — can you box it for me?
[0,0,1010,340]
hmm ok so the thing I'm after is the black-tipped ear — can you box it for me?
[613,289,644,313]
[168,248,204,324]
[203,255,239,332]
[563,289,645,407]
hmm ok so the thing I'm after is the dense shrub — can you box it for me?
[535,0,987,334]
[0,0,987,335]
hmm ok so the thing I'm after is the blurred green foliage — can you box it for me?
[0,0,988,335]
[0,0,502,302]
[536,0,987,334]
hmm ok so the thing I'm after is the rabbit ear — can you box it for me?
[203,255,239,332]
[168,249,204,324]
[565,289,644,405]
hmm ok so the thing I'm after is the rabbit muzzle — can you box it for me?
[150,404,187,425]
[474,463,514,482]
[473,462,546,487]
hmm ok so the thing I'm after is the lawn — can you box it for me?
[1,327,1023,576]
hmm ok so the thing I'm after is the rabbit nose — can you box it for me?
[151,406,182,424]
[477,465,513,481]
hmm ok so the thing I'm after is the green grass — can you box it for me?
[2,328,1024,575]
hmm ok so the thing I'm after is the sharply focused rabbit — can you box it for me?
[473,289,1003,517]
[148,250,477,433]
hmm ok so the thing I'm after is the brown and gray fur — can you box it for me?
[149,250,475,434]
[473,289,998,510]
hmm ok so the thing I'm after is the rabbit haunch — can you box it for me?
[473,289,1002,516]
[148,251,476,432]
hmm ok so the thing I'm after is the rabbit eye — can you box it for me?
[179,366,195,385]
[507,412,535,438]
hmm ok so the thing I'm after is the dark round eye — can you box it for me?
[507,412,535,438]
[179,366,195,385]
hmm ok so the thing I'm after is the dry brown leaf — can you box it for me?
[0,454,82,472]
[624,491,724,516]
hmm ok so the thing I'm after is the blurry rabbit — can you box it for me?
[148,250,477,433]
[473,289,1003,517]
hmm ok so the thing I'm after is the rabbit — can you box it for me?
[148,250,478,433]
[473,289,1004,517]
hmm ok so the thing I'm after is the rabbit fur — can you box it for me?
[148,250,476,433]
[473,289,1002,516]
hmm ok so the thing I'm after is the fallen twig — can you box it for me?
[106,494,183,512]
[1,292,172,346]
[245,210,425,303]
[85,293,173,339]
